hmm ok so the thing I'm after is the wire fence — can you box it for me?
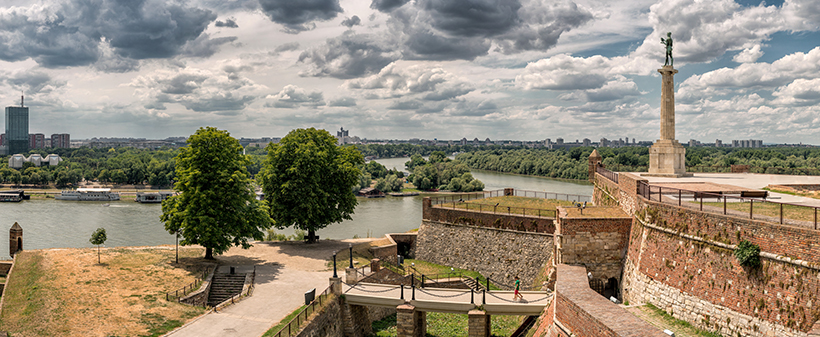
[638,182,820,230]
[165,267,212,304]
[267,286,333,337]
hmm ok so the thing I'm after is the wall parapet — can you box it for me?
[552,264,666,337]
[423,197,556,233]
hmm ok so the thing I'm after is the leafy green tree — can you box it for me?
[260,128,363,243]
[90,228,107,264]
[161,127,272,260]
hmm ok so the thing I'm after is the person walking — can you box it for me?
[513,276,523,301]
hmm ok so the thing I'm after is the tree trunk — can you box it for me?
[308,229,316,244]
[205,247,214,260]
[98,245,101,264]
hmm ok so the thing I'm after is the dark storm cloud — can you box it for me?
[341,16,361,28]
[450,100,498,116]
[0,0,221,69]
[298,31,400,78]
[371,0,409,12]
[259,0,343,32]
[215,18,239,28]
[402,30,491,60]
[494,1,593,53]
[159,74,209,95]
[272,42,301,55]
[422,0,521,37]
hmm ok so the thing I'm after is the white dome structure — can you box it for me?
[9,154,26,169]
[7,154,62,169]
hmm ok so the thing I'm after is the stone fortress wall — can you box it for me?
[595,170,820,336]
[414,219,553,288]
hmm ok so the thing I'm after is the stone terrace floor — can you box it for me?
[631,172,820,207]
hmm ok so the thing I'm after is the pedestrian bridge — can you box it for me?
[342,282,551,315]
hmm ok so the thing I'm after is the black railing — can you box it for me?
[638,181,820,230]
[429,189,506,205]
[438,201,557,218]
[512,189,591,203]
[268,286,333,337]
[165,267,212,305]
[596,166,618,183]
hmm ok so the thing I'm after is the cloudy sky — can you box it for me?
[0,0,818,144]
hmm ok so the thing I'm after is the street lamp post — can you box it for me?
[175,229,179,264]
[332,251,338,278]
[348,244,354,269]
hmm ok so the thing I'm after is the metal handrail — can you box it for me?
[165,267,212,305]
[436,201,557,218]
[269,285,334,337]
[638,181,820,229]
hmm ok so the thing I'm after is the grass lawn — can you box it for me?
[371,312,525,337]
[0,247,208,337]
[402,259,499,290]
[440,196,576,217]
[626,304,722,337]
[696,200,819,223]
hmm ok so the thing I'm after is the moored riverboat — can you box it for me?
[0,190,28,202]
[135,191,175,203]
[56,188,120,201]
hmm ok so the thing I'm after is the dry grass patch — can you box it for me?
[0,247,209,337]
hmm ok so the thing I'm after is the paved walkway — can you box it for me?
[165,240,369,337]
[638,172,820,206]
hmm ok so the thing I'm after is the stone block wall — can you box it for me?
[296,296,344,337]
[0,262,11,275]
[555,208,633,283]
[423,197,556,233]
[415,220,553,287]
[549,264,666,337]
[389,233,418,258]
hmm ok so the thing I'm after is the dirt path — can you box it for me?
[165,239,377,337]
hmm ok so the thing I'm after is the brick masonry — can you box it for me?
[414,220,554,287]
[423,197,556,233]
[0,262,11,275]
[551,264,667,337]
[555,207,633,284]
[593,170,820,336]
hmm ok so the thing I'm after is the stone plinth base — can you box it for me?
[468,310,490,337]
[647,140,692,177]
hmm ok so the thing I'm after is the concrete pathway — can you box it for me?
[165,240,369,337]
[638,172,820,206]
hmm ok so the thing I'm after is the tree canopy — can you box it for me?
[260,128,364,243]
[89,227,107,264]
[160,127,272,259]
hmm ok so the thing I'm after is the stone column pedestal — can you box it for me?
[468,309,490,337]
[647,140,691,177]
[397,304,426,337]
[346,267,358,284]
[329,277,342,295]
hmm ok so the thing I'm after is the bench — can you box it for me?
[741,190,768,199]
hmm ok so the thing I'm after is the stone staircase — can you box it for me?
[207,273,247,307]
[462,277,487,292]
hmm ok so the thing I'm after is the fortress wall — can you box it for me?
[423,199,555,233]
[414,220,553,287]
[593,172,820,335]
[547,264,666,337]
[555,208,633,283]
[592,172,621,207]
[0,261,11,275]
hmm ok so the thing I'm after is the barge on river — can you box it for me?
[0,190,28,202]
[56,188,120,201]
[135,191,175,203]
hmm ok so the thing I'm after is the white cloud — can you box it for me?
[733,44,764,63]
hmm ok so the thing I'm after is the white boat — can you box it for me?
[55,188,121,201]
[135,191,175,203]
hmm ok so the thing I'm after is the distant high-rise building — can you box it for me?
[583,138,591,147]
[29,133,45,149]
[715,139,722,147]
[51,133,71,148]
[5,101,29,155]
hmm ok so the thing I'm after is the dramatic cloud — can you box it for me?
[298,31,400,78]
[371,0,409,12]
[215,18,239,28]
[515,54,611,90]
[267,84,325,108]
[341,15,361,27]
[130,68,264,114]
[733,45,764,63]
[0,0,221,69]
[259,0,343,32]
[2,70,66,94]
[344,63,474,100]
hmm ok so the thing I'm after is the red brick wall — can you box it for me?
[552,264,667,337]
[531,296,556,337]
[423,199,555,233]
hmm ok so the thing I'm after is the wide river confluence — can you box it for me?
[0,157,592,258]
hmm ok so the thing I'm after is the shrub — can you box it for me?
[734,240,761,268]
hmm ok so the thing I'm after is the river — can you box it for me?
[0,158,591,257]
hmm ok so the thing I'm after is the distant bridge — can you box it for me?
[342,282,551,316]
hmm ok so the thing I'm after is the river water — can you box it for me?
[0,158,591,257]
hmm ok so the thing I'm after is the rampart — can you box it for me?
[593,170,820,336]
[422,197,556,233]
[370,233,418,264]
[555,207,632,284]
[415,220,553,287]
[533,264,666,337]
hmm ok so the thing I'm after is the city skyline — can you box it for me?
[0,0,818,143]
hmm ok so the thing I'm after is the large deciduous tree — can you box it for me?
[260,128,363,243]
[161,127,272,259]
